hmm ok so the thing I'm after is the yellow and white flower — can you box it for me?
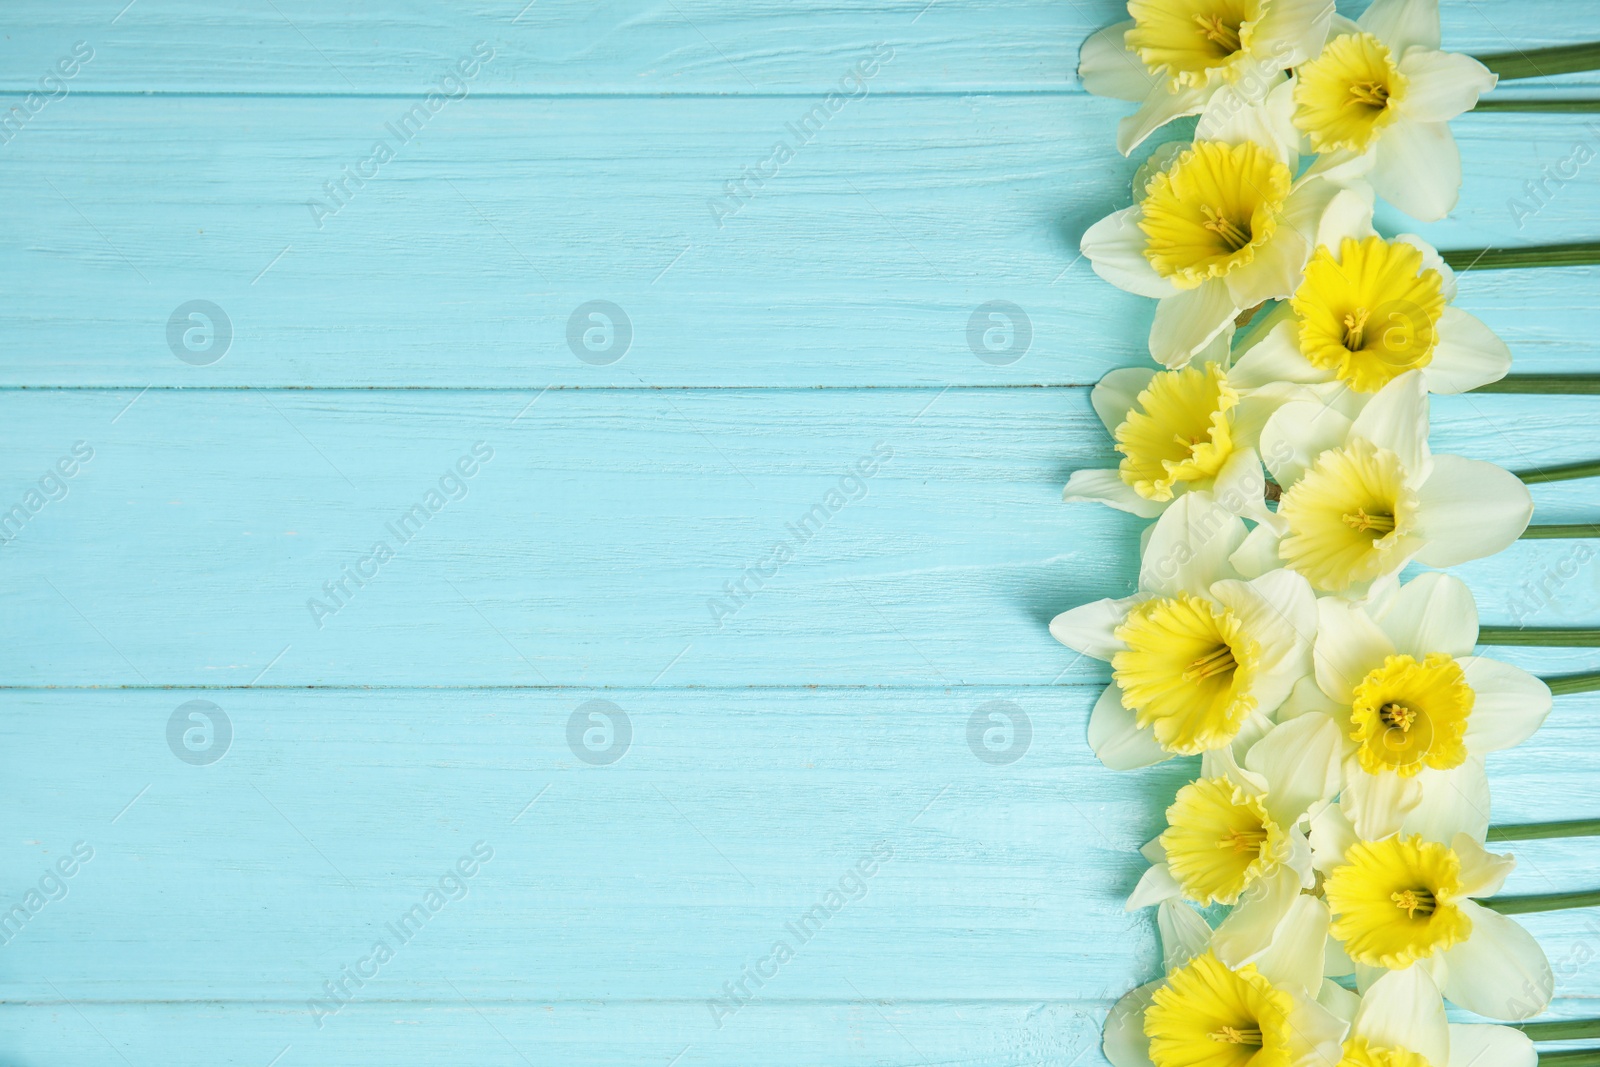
[1229,232,1512,396]
[1102,908,1346,1067]
[1292,0,1497,221]
[1320,967,1537,1067]
[1129,715,1341,908]
[1315,830,1552,1020]
[1280,572,1551,840]
[1247,371,1532,594]
[1064,361,1284,521]
[1081,99,1374,368]
[1080,0,1336,154]
[1051,493,1316,768]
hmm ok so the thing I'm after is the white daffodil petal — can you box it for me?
[1252,895,1330,996]
[1414,454,1534,567]
[1260,400,1353,487]
[1198,76,1296,165]
[1158,899,1214,972]
[1253,0,1337,65]
[1400,49,1497,123]
[1350,370,1429,474]
[1139,492,1246,597]
[1049,593,1144,660]
[1441,901,1553,1020]
[1117,83,1211,156]
[1353,967,1449,1065]
[1460,657,1553,753]
[1372,119,1461,222]
[1314,183,1379,250]
[1284,987,1349,1066]
[1213,447,1273,524]
[1228,319,1326,390]
[1344,762,1421,840]
[1323,935,1355,979]
[1083,206,1178,299]
[1228,522,1286,580]
[1401,757,1490,843]
[1150,281,1239,369]
[1102,980,1160,1067]
[1213,866,1300,966]
[1245,713,1342,829]
[1453,832,1517,898]
[1314,596,1395,704]
[1092,366,1159,433]
[1373,571,1479,659]
[1318,977,1361,1022]
[1141,835,1167,864]
[1225,226,1308,308]
[1358,0,1442,54]
[1211,569,1317,711]
[1446,1024,1537,1067]
[1424,306,1513,394]
[1309,798,1358,875]
[1089,683,1170,770]
[1078,21,1158,103]
[1064,468,1169,518]
[1128,861,1183,910]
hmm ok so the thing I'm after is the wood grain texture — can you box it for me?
[1,100,1598,388]
[1,389,1598,688]
[2,0,1594,94]
[6,2,1600,1064]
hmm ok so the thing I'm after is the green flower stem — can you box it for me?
[1478,98,1600,113]
[1490,819,1600,842]
[1441,243,1600,271]
[1518,459,1600,484]
[1477,376,1600,396]
[1522,525,1600,540]
[1483,889,1600,915]
[1479,627,1600,647]
[1521,1021,1600,1042]
[1545,671,1600,696]
[1475,42,1600,81]
[1541,1050,1600,1067]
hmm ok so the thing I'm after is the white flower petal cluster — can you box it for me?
[1061,3,1574,1060]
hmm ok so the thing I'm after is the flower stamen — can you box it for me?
[1209,1025,1263,1046]
[1341,507,1396,534]
[1392,888,1437,918]
[1192,14,1242,52]
[1199,204,1251,252]
[1222,828,1267,854]
[1347,80,1391,109]
[1379,701,1416,731]
[1343,307,1371,349]
[1184,644,1237,682]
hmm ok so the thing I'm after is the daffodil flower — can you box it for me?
[1280,572,1551,840]
[1079,0,1336,155]
[1064,361,1286,521]
[1247,371,1532,594]
[1101,904,1346,1067]
[1292,0,1497,221]
[1130,715,1341,908]
[1319,967,1537,1067]
[1315,829,1553,1020]
[1051,493,1316,768]
[1229,232,1512,396]
[1081,97,1375,368]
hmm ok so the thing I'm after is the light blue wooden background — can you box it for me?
[4,2,1600,1063]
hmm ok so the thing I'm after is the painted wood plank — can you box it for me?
[1,387,1597,687]
[2,99,1598,388]
[0,687,1596,1008]
[1,1,1593,96]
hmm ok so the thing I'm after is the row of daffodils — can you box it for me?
[1055,2,1558,1066]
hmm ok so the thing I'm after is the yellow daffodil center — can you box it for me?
[1278,438,1420,592]
[1161,777,1287,905]
[1112,595,1262,755]
[1294,34,1409,153]
[1340,1038,1435,1067]
[1116,363,1239,502]
[1324,835,1472,968]
[1349,653,1474,776]
[1292,237,1448,393]
[1145,951,1296,1067]
[1140,141,1292,290]
[1127,0,1264,89]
